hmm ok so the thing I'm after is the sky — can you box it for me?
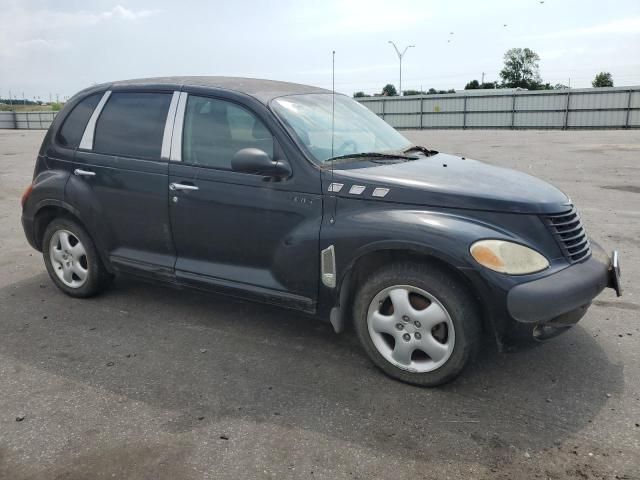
[1,0,640,101]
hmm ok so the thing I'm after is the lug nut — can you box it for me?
[402,333,411,342]
[415,332,422,340]
[414,321,421,328]
[402,315,410,322]
[395,323,404,330]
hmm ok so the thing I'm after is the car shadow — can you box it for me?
[0,273,624,468]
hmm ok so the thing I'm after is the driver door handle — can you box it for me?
[74,169,96,177]
[170,182,199,191]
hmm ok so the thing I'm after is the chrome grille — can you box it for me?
[545,207,591,263]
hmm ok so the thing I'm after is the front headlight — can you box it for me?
[470,240,549,275]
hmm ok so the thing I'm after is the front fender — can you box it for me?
[316,199,519,324]
[328,201,520,280]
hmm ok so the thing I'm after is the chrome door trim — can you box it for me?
[79,90,111,150]
[170,92,188,161]
[161,91,181,160]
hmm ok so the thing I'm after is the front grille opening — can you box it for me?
[545,207,591,263]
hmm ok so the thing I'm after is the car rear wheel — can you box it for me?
[353,262,481,386]
[43,218,112,298]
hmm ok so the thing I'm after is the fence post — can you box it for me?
[419,96,424,129]
[563,90,571,130]
[13,111,17,129]
[381,98,386,121]
[625,89,632,129]
[510,93,516,129]
[462,96,468,129]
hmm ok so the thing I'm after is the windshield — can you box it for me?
[272,94,412,164]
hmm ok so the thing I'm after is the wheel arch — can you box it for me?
[32,200,113,272]
[334,244,489,335]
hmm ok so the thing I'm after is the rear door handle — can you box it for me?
[169,182,199,191]
[74,169,96,177]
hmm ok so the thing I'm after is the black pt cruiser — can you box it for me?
[21,77,622,386]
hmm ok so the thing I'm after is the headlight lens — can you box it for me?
[470,240,549,275]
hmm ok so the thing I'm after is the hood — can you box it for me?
[327,153,570,214]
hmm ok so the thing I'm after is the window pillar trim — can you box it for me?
[160,91,180,160]
[78,90,112,150]
[169,92,188,161]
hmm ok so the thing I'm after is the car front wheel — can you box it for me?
[353,262,481,387]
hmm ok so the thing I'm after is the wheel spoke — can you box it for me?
[62,266,73,284]
[391,340,413,365]
[416,333,449,362]
[69,241,85,258]
[388,288,411,316]
[51,247,65,263]
[59,231,73,251]
[414,302,449,329]
[72,263,87,281]
[369,311,397,335]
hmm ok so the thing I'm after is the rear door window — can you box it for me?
[182,95,274,169]
[93,92,172,159]
[56,93,102,148]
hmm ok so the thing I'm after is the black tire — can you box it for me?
[353,261,482,387]
[42,217,112,298]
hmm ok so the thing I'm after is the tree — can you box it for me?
[353,91,369,98]
[402,89,427,96]
[554,83,569,90]
[592,72,613,87]
[465,79,480,90]
[425,88,456,95]
[499,48,542,89]
[382,84,397,96]
[466,80,498,90]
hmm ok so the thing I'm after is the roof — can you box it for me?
[105,76,331,104]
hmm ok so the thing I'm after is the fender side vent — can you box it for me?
[321,245,336,288]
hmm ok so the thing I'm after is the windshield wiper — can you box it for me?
[324,152,418,165]
[403,145,438,156]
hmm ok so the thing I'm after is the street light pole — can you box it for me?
[388,41,415,96]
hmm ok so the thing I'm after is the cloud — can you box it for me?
[294,0,430,36]
[536,17,640,39]
[0,4,161,58]
[37,5,160,28]
[15,38,70,51]
[98,5,159,22]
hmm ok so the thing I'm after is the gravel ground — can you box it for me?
[0,128,638,479]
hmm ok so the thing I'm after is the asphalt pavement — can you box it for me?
[0,129,638,479]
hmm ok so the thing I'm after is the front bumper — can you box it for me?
[498,241,620,346]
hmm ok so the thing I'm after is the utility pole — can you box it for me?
[388,41,415,96]
[481,72,485,85]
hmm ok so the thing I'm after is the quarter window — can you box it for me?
[57,93,102,148]
[182,96,274,169]
[93,92,172,159]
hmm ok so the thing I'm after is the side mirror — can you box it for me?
[231,148,291,178]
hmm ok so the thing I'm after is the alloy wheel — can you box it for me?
[366,285,455,373]
[49,229,89,288]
